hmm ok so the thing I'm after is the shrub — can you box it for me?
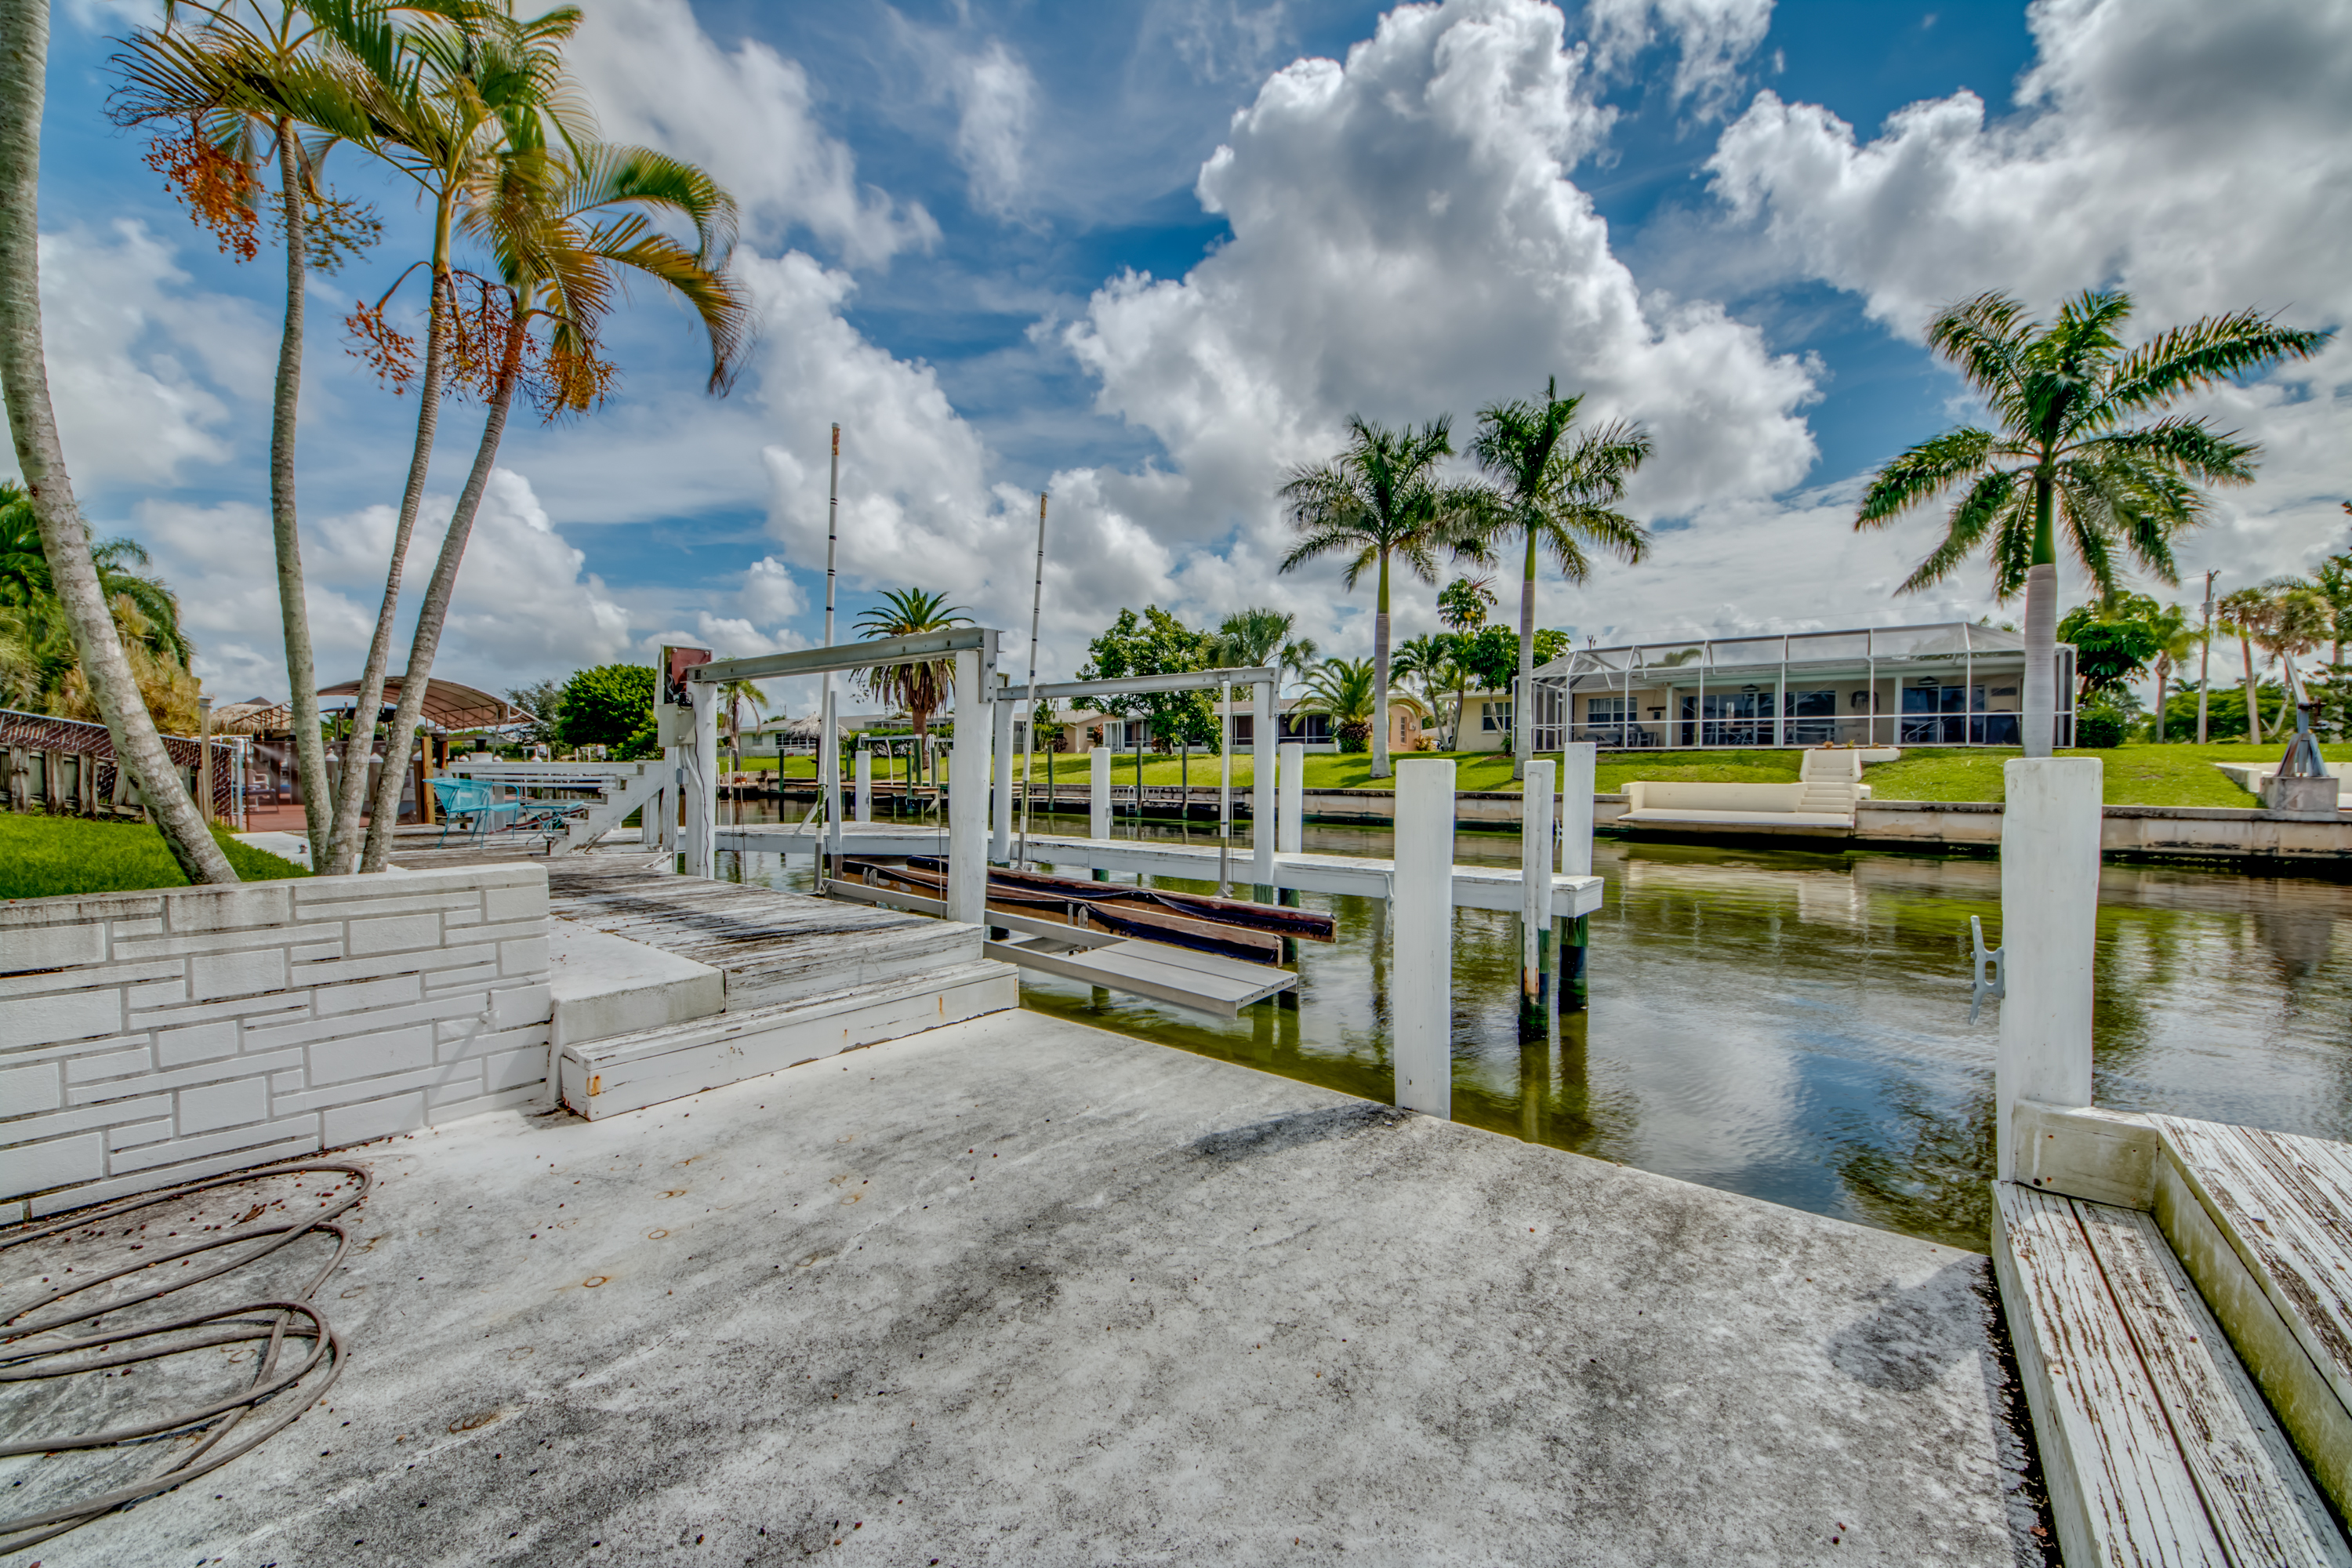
[2074,710,2127,748]
[554,664,657,753]
[1337,719,1371,753]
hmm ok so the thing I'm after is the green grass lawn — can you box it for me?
[1,814,310,901]
[744,739,2331,809]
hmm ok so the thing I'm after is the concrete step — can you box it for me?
[1994,1181,2350,1567]
[2154,1115,2352,1517]
[556,958,1018,1119]
[549,916,725,1051]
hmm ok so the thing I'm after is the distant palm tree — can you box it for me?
[2145,601,2198,742]
[2220,586,2277,742]
[1470,379,1650,778]
[1210,606,1290,671]
[2256,580,2332,710]
[0,482,192,667]
[1392,633,1470,750]
[1294,657,1425,755]
[855,589,970,750]
[1279,416,1488,779]
[1856,289,2328,757]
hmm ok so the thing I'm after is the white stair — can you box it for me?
[1795,748,1866,820]
[557,958,1018,1118]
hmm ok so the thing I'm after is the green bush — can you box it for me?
[555,663,656,753]
[2075,710,2127,748]
[1336,719,1370,753]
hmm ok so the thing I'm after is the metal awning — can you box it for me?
[318,675,525,731]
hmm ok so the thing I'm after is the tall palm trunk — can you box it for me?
[327,217,455,873]
[2239,633,2262,743]
[2021,470,2057,757]
[0,0,234,882]
[361,308,522,871]
[1370,551,1392,779]
[270,123,329,866]
[1514,528,1535,780]
[2153,661,2169,746]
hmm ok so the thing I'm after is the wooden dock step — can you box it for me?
[2154,1116,2352,1515]
[1994,1181,2350,1566]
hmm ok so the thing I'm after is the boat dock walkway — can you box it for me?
[48,1010,2037,1566]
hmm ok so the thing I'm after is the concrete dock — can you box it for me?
[45,1011,2043,1566]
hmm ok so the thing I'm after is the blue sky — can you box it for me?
[19,0,2347,709]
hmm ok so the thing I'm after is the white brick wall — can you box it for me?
[1,863,551,1219]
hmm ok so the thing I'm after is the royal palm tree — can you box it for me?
[1279,416,1487,779]
[1857,289,2328,757]
[110,0,395,866]
[2220,586,2277,743]
[358,136,746,869]
[0,0,233,880]
[855,589,970,756]
[1470,380,1651,778]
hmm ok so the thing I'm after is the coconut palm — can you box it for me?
[1392,633,1471,749]
[2256,580,2332,712]
[2220,586,2277,743]
[2145,601,2198,743]
[1209,606,1294,673]
[0,0,233,880]
[1469,379,1651,778]
[1857,289,2329,757]
[1279,416,1488,779]
[358,136,746,869]
[855,589,970,750]
[109,0,394,866]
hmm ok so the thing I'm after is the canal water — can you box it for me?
[717,802,2352,1253]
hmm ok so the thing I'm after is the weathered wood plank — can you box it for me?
[1994,1182,2227,1566]
[2076,1199,2351,1566]
[2155,1116,2352,1421]
[2016,1100,2160,1209]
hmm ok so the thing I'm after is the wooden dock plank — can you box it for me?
[1994,1182,2228,1566]
[2155,1116,2352,1421]
[986,937,1296,1016]
[2075,1200,2352,1566]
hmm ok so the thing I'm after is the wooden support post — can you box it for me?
[1089,745,1111,839]
[855,748,872,823]
[1996,757,2103,1181]
[948,648,991,925]
[684,682,719,879]
[1251,679,1275,893]
[1392,758,1454,1117]
[1520,758,1555,1036]
[198,698,213,823]
[1277,740,1304,854]
[1561,741,1595,1011]
[991,686,1015,862]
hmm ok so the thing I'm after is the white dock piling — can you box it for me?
[1393,758,1455,1118]
[685,681,719,879]
[991,688,1015,862]
[1090,746,1112,840]
[948,648,991,925]
[855,748,871,823]
[1560,742,1595,878]
[1994,757,2103,1181]
[820,686,842,862]
[1251,680,1275,889]
[1521,758,1555,1027]
[1277,741,1304,854]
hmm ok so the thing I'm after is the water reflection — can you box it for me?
[717,803,2352,1254]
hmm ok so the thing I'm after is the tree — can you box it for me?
[1458,624,1567,695]
[1469,379,1651,779]
[3,484,204,732]
[1388,633,1457,747]
[1208,606,1290,670]
[553,662,655,753]
[1436,575,1495,633]
[2056,597,2163,697]
[2314,551,2352,672]
[358,135,746,870]
[1855,289,2328,757]
[717,675,765,774]
[2220,586,2277,743]
[2255,579,2332,711]
[1078,605,1218,751]
[855,588,969,752]
[109,0,388,867]
[0,0,234,880]
[1295,658,1373,753]
[504,677,562,748]
[2143,602,2198,744]
[1279,416,1488,779]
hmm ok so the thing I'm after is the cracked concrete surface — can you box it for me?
[41,1011,2040,1565]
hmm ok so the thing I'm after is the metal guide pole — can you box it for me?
[1021,492,1046,868]
[821,423,841,879]
[1218,678,1232,897]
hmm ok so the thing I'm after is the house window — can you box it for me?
[1233,715,1254,744]
[1279,712,1331,742]
[1482,701,1514,732]
[1587,697,1629,724]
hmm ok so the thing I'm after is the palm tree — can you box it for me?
[109,0,391,866]
[2220,586,2276,742]
[1392,632,1471,750]
[2145,601,2198,743]
[2256,580,2332,713]
[0,0,234,880]
[855,589,970,756]
[1857,289,2328,757]
[358,136,746,869]
[1279,416,1488,779]
[295,1,590,873]
[1470,379,1652,779]
[718,676,765,772]
[1209,606,1294,672]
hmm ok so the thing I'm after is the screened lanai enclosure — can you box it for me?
[1528,622,2074,750]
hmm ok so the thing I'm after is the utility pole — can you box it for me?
[2196,568,2216,746]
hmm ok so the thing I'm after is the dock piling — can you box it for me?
[1521,759,1555,1036]
[1089,745,1112,881]
[1276,741,1304,854]
[685,681,718,879]
[1251,680,1275,893]
[855,748,871,823]
[1561,742,1595,1010]
[948,648,992,925]
[991,686,1015,862]
[1994,757,2102,1181]
[1393,758,1455,1118]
